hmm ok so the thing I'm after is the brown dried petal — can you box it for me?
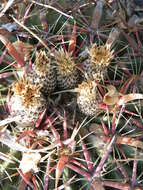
[103,85,119,105]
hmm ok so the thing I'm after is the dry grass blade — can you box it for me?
[12,16,50,51]
[0,0,15,17]
[29,0,74,20]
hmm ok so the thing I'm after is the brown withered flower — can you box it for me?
[89,43,114,69]
[83,43,114,82]
[10,77,46,127]
[103,85,120,106]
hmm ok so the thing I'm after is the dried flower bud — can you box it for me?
[76,80,101,116]
[83,43,114,81]
[10,77,46,127]
[27,50,56,95]
[89,43,114,69]
[54,48,78,89]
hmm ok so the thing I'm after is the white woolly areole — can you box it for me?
[19,152,41,174]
